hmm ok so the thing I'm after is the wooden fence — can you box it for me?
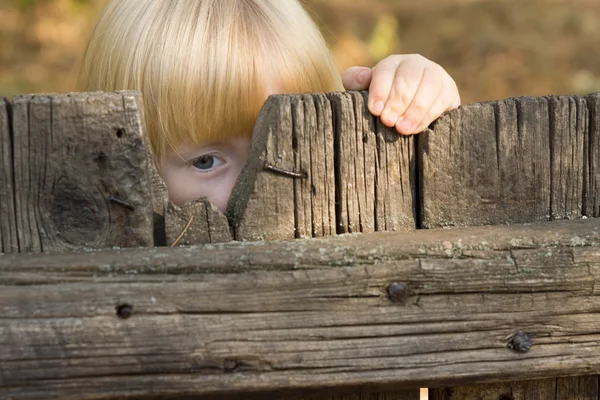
[1,90,600,399]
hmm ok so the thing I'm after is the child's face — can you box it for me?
[160,137,252,213]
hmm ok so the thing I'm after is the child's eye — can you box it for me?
[191,155,223,171]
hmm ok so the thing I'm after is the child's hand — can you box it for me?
[342,54,460,135]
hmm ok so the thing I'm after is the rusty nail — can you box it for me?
[387,282,408,304]
[116,304,133,319]
[109,197,135,212]
[507,331,532,353]
[263,162,308,179]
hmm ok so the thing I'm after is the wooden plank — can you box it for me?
[430,376,599,399]
[10,92,154,252]
[229,91,414,241]
[1,219,600,399]
[0,97,18,253]
[228,95,296,241]
[549,96,587,220]
[420,95,595,227]
[293,93,336,238]
[329,91,415,234]
[421,93,598,226]
[586,93,600,217]
[420,96,554,227]
[165,198,232,246]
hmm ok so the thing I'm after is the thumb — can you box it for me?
[342,66,373,90]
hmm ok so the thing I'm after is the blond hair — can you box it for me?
[79,0,343,160]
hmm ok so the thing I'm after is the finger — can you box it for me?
[342,66,373,91]
[367,54,407,116]
[393,64,445,134]
[374,55,430,127]
[409,76,459,134]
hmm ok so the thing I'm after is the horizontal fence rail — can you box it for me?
[0,219,600,399]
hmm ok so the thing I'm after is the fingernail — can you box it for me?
[383,111,399,126]
[397,117,415,133]
[371,101,384,115]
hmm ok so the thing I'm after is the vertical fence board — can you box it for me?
[549,96,587,220]
[0,98,18,254]
[586,93,600,217]
[330,91,416,234]
[420,96,554,228]
[292,93,336,238]
[10,92,154,253]
[230,91,415,241]
[12,95,45,253]
[228,95,296,241]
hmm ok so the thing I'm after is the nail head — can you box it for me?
[116,304,133,319]
[387,282,408,304]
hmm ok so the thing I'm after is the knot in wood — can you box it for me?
[387,282,408,304]
[116,304,133,319]
[223,359,238,373]
[507,331,532,353]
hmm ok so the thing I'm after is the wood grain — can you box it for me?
[420,96,550,227]
[430,376,599,399]
[587,93,600,217]
[228,95,296,241]
[1,219,600,399]
[420,94,599,227]
[293,93,336,238]
[9,92,154,252]
[329,91,415,234]
[229,91,415,241]
[0,97,18,254]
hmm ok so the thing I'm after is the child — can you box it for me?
[79,0,460,213]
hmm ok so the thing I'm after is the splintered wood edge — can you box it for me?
[166,198,232,246]
[225,97,275,233]
[226,95,293,241]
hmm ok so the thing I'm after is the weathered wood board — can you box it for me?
[420,94,597,228]
[229,91,416,241]
[0,97,18,254]
[587,93,600,218]
[227,95,297,241]
[7,92,154,253]
[293,94,336,239]
[430,376,599,399]
[329,91,416,234]
[166,198,232,246]
[1,219,600,399]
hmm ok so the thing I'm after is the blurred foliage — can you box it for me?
[7,0,92,11]
[2,0,600,104]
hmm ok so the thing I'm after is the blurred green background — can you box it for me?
[2,0,600,105]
